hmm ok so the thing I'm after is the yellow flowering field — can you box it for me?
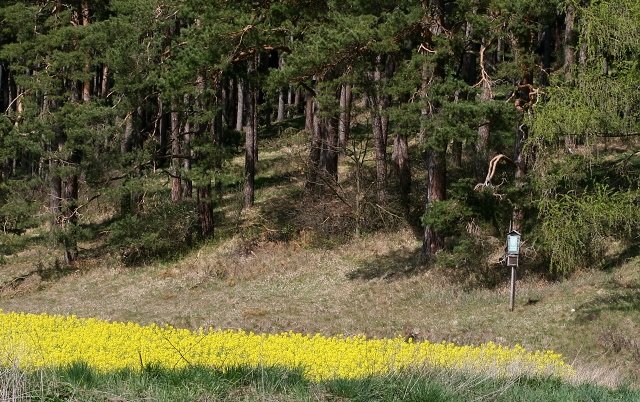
[0,311,573,381]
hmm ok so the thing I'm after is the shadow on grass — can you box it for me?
[346,247,424,281]
[575,286,640,323]
[0,231,47,257]
[255,171,294,190]
[601,243,640,272]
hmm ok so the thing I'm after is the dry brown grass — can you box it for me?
[1,228,639,386]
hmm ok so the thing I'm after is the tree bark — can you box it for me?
[243,81,257,208]
[236,79,244,132]
[338,83,352,148]
[304,90,314,132]
[276,55,286,122]
[197,185,214,237]
[182,96,192,198]
[391,133,411,208]
[422,147,447,260]
[81,1,91,103]
[371,54,389,205]
[320,115,339,179]
[277,89,286,123]
[306,99,322,188]
[101,65,109,97]
[170,103,182,202]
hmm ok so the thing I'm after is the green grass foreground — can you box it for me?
[3,363,638,402]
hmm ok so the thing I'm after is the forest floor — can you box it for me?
[1,127,639,389]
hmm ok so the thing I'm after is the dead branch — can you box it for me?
[474,154,514,191]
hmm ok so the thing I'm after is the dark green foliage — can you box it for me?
[0,0,638,275]
[108,199,198,265]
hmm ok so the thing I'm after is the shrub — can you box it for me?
[108,199,198,265]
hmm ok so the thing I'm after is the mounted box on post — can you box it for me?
[507,230,521,254]
[505,229,521,311]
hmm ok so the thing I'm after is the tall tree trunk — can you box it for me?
[372,107,387,205]
[306,99,322,188]
[391,133,411,208]
[304,90,314,132]
[277,55,285,123]
[101,65,109,97]
[197,185,214,237]
[320,116,339,179]
[371,55,389,205]
[277,89,286,122]
[422,147,447,260]
[243,81,257,208]
[236,79,244,132]
[182,96,192,198]
[81,1,91,103]
[170,102,182,202]
[338,83,352,148]
[419,55,446,261]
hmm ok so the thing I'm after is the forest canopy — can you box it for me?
[0,0,638,274]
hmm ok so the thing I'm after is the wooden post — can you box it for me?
[509,265,516,311]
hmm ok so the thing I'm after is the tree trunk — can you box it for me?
[338,83,352,148]
[101,65,109,97]
[81,1,91,103]
[197,185,214,237]
[304,90,314,132]
[422,147,447,260]
[392,133,411,207]
[306,100,322,188]
[182,96,192,198]
[236,79,244,132]
[277,89,286,122]
[320,116,339,179]
[243,82,257,208]
[372,107,387,205]
[277,57,285,123]
[170,103,182,202]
